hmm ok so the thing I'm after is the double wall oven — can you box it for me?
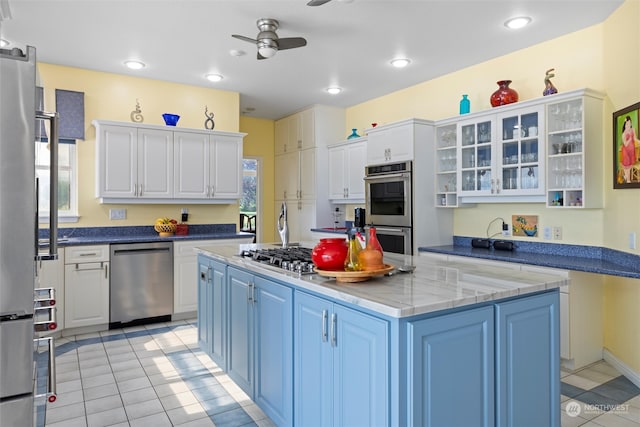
[364,161,413,255]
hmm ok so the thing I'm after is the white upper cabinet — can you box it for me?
[328,137,367,203]
[274,105,345,229]
[93,120,244,204]
[174,131,243,201]
[95,124,173,200]
[545,90,604,209]
[366,120,418,165]
[434,88,603,207]
[457,104,545,202]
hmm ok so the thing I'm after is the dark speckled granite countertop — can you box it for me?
[39,224,254,247]
[419,236,640,279]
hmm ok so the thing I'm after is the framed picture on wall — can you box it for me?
[613,101,640,189]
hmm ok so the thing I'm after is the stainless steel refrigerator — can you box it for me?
[0,46,58,427]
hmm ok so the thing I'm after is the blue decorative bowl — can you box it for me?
[523,227,537,237]
[162,113,180,126]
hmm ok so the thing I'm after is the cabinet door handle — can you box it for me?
[491,179,495,194]
[252,283,256,305]
[496,178,501,194]
[247,282,253,303]
[330,313,337,347]
[321,309,328,342]
[104,263,108,279]
[139,184,143,197]
[211,185,215,197]
[78,252,98,257]
[207,266,212,283]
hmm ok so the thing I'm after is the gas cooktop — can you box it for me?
[240,247,315,274]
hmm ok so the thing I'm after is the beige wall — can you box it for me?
[38,63,242,228]
[345,0,640,372]
[601,0,640,374]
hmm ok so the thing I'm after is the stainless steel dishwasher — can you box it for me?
[110,241,173,326]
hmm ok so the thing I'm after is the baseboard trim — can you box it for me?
[603,348,640,389]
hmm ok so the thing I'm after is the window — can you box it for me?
[240,159,257,213]
[35,140,78,222]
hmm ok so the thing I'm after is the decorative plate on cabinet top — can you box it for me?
[315,264,394,283]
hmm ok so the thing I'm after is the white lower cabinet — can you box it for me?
[64,245,110,330]
[174,238,253,316]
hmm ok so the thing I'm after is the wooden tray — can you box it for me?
[315,264,394,283]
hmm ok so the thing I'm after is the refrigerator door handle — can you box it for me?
[34,336,57,402]
[36,111,59,262]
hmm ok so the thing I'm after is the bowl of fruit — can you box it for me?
[154,217,178,236]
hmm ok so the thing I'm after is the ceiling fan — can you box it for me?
[307,0,332,5]
[232,18,307,60]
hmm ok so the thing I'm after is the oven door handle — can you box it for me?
[372,226,410,235]
[363,173,408,180]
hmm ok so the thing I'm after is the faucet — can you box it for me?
[277,201,289,248]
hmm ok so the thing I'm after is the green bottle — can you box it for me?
[344,233,361,271]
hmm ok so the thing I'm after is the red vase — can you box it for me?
[490,80,519,107]
[312,238,348,271]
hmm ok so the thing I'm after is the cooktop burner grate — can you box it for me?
[240,247,315,274]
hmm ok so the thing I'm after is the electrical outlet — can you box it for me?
[109,208,126,220]
[543,226,552,240]
[629,232,637,250]
[553,226,562,240]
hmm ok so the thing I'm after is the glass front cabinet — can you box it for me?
[545,90,604,208]
[435,121,458,207]
[434,88,603,208]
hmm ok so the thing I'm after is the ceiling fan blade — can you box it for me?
[232,34,257,44]
[277,37,307,50]
[307,0,332,6]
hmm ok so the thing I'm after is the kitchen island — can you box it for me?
[196,243,567,427]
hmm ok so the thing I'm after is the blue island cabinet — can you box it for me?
[294,291,389,427]
[227,266,293,427]
[197,255,226,368]
[407,306,495,427]
[406,291,559,427]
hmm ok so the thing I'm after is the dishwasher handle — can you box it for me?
[112,247,172,256]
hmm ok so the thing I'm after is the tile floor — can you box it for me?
[38,319,276,427]
[561,361,640,426]
[38,318,640,427]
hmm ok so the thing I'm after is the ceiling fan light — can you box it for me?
[124,60,145,70]
[326,87,342,95]
[205,73,223,82]
[390,58,410,68]
[504,16,531,29]
[258,46,277,58]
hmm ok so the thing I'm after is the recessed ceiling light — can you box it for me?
[504,16,532,29]
[205,74,223,82]
[0,39,8,47]
[326,87,342,95]
[390,58,411,68]
[124,60,145,70]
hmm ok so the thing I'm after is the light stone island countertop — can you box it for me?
[196,242,568,319]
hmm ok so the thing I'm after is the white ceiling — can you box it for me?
[1,0,622,120]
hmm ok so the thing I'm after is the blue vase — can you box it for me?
[347,128,360,139]
[459,94,470,115]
